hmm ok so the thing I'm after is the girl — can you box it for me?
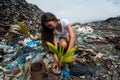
[41,12,75,69]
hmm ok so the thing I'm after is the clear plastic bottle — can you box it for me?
[9,57,22,70]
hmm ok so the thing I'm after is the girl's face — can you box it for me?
[44,21,57,29]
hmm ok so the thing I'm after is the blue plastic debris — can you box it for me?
[26,40,37,47]
[61,66,70,80]
[37,46,44,51]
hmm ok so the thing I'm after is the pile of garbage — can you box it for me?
[0,0,120,80]
[71,24,120,80]
[0,0,44,31]
[0,21,119,80]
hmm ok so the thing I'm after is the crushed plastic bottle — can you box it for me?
[9,57,23,70]
[0,44,13,50]
[0,44,14,53]
[9,60,18,70]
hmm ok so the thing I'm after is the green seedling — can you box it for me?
[46,42,76,63]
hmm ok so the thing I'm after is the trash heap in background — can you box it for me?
[71,23,120,80]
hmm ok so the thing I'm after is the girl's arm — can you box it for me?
[66,24,76,52]
[53,33,59,62]
[54,33,57,49]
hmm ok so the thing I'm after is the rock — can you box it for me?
[31,60,48,80]
[115,43,120,50]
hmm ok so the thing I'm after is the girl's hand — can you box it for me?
[51,61,61,74]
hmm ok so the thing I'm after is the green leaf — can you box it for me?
[61,56,76,63]
[11,22,29,36]
[58,47,62,59]
[46,42,76,64]
[18,22,29,36]
[58,47,64,60]
[46,42,59,55]
[63,47,76,58]
[61,47,64,57]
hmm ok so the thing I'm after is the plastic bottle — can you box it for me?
[9,57,22,70]
[0,44,13,49]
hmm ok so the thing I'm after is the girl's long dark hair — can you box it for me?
[41,12,58,49]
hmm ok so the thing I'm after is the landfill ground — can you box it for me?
[0,23,120,80]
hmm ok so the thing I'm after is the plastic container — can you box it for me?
[9,57,22,70]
